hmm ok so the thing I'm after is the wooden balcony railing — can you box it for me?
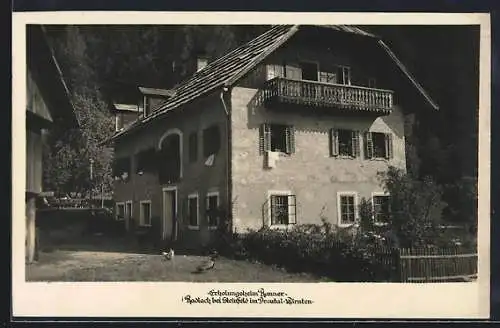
[263,77,394,115]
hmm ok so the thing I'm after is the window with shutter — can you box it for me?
[206,192,220,229]
[351,131,360,157]
[259,123,271,155]
[385,133,393,159]
[368,132,391,159]
[285,126,295,154]
[330,129,339,157]
[373,195,390,224]
[269,193,297,226]
[338,129,352,157]
[261,124,295,155]
[187,194,199,228]
[365,132,374,159]
[339,194,357,225]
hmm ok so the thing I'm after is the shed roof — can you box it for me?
[108,25,438,142]
[138,86,175,98]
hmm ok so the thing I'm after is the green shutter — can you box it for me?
[365,132,373,159]
[330,129,339,157]
[259,123,271,155]
[385,133,393,159]
[286,125,295,154]
[351,130,360,158]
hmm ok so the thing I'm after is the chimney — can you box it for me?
[196,56,208,72]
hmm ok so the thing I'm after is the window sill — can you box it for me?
[187,225,200,231]
[332,155,356,160]
[208,226,218,231]
[338,222,358,229]
[373,222,389,227]
[269,224,296,230]
[139,224,152,228]
[369,157,389,162]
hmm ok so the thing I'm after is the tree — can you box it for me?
[377,166,447,248]
[43,26,115,197]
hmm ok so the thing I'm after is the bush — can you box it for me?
[221,221,397,282]
[377,167,447,249]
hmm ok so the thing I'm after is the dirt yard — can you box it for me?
[26,236,329,282]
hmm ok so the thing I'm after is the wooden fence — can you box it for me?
[375,247,478,282]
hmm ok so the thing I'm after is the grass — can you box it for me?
[27,237,330,282]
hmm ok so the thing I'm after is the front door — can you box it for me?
[162,188,177,241]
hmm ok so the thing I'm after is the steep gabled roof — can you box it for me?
[108,25,438,142]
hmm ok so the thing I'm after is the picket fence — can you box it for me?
[374,246,478,283]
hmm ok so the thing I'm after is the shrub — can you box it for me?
[377,167,447,249]
[222,222,396,282]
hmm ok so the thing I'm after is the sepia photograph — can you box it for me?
[14,12,490,318]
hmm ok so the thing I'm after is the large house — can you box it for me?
[105,25,438,250]
[26,25,78,262]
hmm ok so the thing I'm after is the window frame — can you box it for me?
[365,131,393,160]
[139,200,152,226]
[260,123,295,155]
[337,191,358,227]
[115,202,125,221]
[266,190,297,229]
[371,132,387,159]
[371,192,390,226]
[206,191,220,230]
[337,65,351,85]
[125,200,133,221]
[330,129,360,158]
[187,193,200,230]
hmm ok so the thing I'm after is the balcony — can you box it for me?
[262,78,394,116]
